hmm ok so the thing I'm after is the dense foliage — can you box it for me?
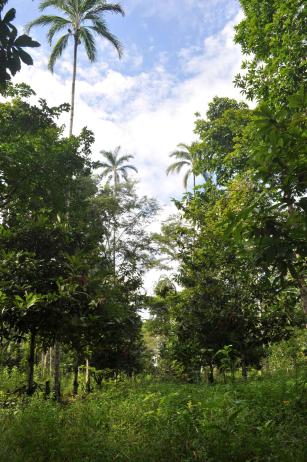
[0,90,157,396]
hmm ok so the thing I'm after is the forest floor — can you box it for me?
[0,370,306,462]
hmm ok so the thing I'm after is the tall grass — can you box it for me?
[0,370,306,462]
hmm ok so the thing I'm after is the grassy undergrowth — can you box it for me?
[0,372,306,462]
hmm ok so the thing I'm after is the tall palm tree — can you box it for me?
[99,146,137,276]
[100,146,138,189]
[166,143,197,189]
[26,0,124,136]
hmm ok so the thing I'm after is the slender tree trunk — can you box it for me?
[113,175,117,276]
[16,342,22,368]
[241,360,248,380]
[41,351,44,373]
[231,362,235,382]
[41,351,46,379]
[85,357,91,393]
[45,380,50,398]
[69,36,78,136]
[53,340,61,401]
[49,346,53,376]
[193,174,196,190]
[113,223,116,275]
[73,355,79,396]
[208,364,214,384]
[27,331,36,395]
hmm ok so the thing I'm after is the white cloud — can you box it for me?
[16,11,244,195]
[13,11,244,291]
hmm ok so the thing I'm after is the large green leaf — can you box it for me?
[3,7,16,23]
[14,34,40,48]
[17,48,34,65]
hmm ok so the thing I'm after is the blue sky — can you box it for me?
[14,1,240,75]
[11,0,244,289]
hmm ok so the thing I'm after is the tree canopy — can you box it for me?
[0,0,305,399]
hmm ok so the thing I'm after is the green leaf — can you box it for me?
[17,48,34,65]
[25,293,41,309]
[3,8,16,24]
[7,50,21,75]
[14,34,40,48]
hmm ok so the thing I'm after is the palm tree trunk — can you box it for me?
[69,36,78,136]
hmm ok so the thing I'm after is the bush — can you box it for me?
[266,329,307,372]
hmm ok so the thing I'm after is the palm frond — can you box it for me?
[62,1,77,17]
[177,143,191,151]
[183,169,192,189]
[166,161,190,175]
[98,162,112,169]
[100,150,117,166]
[113,145,121,157]
[90,22,123,58]
[48,33,70,72]
[26,14,66,33]
[40,0,76,18]
[169,150,192,161]
[79,27,96,61]
[46,16,71,44]
[39,0,65,11]
[116,154,134,166]
[101,167,112,178]
[80,0,99,13]
[120,164,138,173]
[119,168,129,182]
[87,2,125,17]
